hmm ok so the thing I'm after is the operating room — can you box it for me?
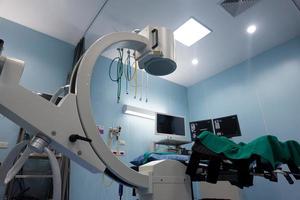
[0,0,300,200]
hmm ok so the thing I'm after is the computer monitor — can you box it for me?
[156,113,185,140]
[190,119,213,141]
[213,115,241,138]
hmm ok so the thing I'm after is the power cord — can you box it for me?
[119,184,123,200]
[109,49,124,103]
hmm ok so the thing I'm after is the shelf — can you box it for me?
[29,152,62,159]
[155,138,191,146]
[18,152,63,159]
[15,174,53,179]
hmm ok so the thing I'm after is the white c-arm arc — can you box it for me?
[71,32,151,188]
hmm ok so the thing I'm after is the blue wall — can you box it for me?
[70,56,190,200]
[188,36,300,200]
[0,17,74,195]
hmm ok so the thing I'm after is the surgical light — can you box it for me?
[122,105,155,120]
[247,25,257,34]
[174,18,211,47]
[192,58,199,65]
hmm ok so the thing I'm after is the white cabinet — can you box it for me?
[200,181,241,200]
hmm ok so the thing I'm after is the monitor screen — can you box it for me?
[213,115,241,138]
[156,113,185,136]
[190,119,213,141]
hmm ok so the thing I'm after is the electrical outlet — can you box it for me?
[112,150,125,156]
[0,141,8,149]
[97,125,104,135]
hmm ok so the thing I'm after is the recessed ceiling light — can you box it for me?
[247,25,257,34]
[174,18,211,47]
[192,58,199,65]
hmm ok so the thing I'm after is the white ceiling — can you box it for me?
[0,0,107,45]
[1,0,300,87]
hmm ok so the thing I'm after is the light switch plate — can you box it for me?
[0,141,8,149]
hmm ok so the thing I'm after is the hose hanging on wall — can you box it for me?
[108,49,149,103]
[124,50,136,95]
[140,69,144,101]
[145,73,149,103]
[132,51,138,99]
[125,51,130,95]
[109,48,124,103]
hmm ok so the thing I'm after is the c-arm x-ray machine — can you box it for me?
[0,27,192,200]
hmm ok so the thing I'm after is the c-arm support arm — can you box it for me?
[0,28,192,200]
[0,32,151,188]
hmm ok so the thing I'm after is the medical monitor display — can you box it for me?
[190,119,213,141]
[156,113,185,136]
[213,115,241,138]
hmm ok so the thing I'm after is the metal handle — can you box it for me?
[69,134,92,143]
[0,39,3,56]
[151,29,159,49]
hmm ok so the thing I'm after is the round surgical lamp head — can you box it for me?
[143,57,177,76]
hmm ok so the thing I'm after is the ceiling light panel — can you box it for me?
[192,58,199,65]
[174,18,211,47]
[247,25,257,34]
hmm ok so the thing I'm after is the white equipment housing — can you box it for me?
[138,160,192,200]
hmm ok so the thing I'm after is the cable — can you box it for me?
[45,147,61,200]
[118,49,124,103]
[140,69,144,101]
[124,50,138,96]
[145,73,149,103]
[132,51,138,99]
[108,49,124,103]
[119,184,123,200]
[5,146,32,184]
[125,50,131,94]
[82,0,110,37]
[124,51,136,81]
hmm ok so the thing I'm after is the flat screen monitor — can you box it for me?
[213,115,241,138]
[156,113,185,137]
[190,119,213,141]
